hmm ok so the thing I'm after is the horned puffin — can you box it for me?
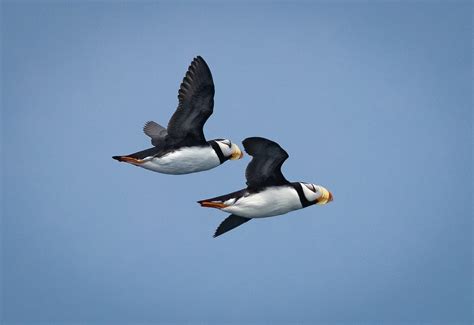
[198,137,333,237]
[113,56,243,175]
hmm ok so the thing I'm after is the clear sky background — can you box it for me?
[1,2,472,324]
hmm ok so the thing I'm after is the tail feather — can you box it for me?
[112,155,144,164]
[198,201,228,209]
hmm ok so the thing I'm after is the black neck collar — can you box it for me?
[210,141,229,164]
[292,182,314,208]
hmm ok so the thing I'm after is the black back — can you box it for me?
[242,137,290,190]
[197,188,249,205]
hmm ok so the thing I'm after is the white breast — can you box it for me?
[139,146,220,175]
[221,186,303,218]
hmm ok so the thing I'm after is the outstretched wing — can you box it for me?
[243,137,290,189]
[143,121,168,147]
[167,56,215,146]
[214,215,251,238]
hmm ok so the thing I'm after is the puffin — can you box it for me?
[113,56,243,175]
[198,137,333,237]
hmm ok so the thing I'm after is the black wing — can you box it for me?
[243,137,290,189]
[214,215,251,238]
[167,56,215,146]
[143,121,168,147]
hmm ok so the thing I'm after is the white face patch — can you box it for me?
[301,183,320,201]
[302,183,332,205]
[215,139,233,157]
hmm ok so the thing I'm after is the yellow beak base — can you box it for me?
[316,187,333,205]
[230,144,243,160]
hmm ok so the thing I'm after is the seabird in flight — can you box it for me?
[198,137,333,237]
[113,56,243,175]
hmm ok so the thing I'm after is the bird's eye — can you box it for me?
[303,183,316,192]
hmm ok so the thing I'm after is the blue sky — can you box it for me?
[1,2,472,324]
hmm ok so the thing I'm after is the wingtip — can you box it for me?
[112,156,122,161]
[193,55,210,69]
[143,120,154,130]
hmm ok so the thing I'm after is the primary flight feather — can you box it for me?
[113,56,243,175]
[199,137,333,237]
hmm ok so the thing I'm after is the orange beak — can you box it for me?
[230,144,243,160]
[316,187,333,205]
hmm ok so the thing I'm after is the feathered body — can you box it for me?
[113,56,242,174]
[136,145,220,175]
[199,137,333,237]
